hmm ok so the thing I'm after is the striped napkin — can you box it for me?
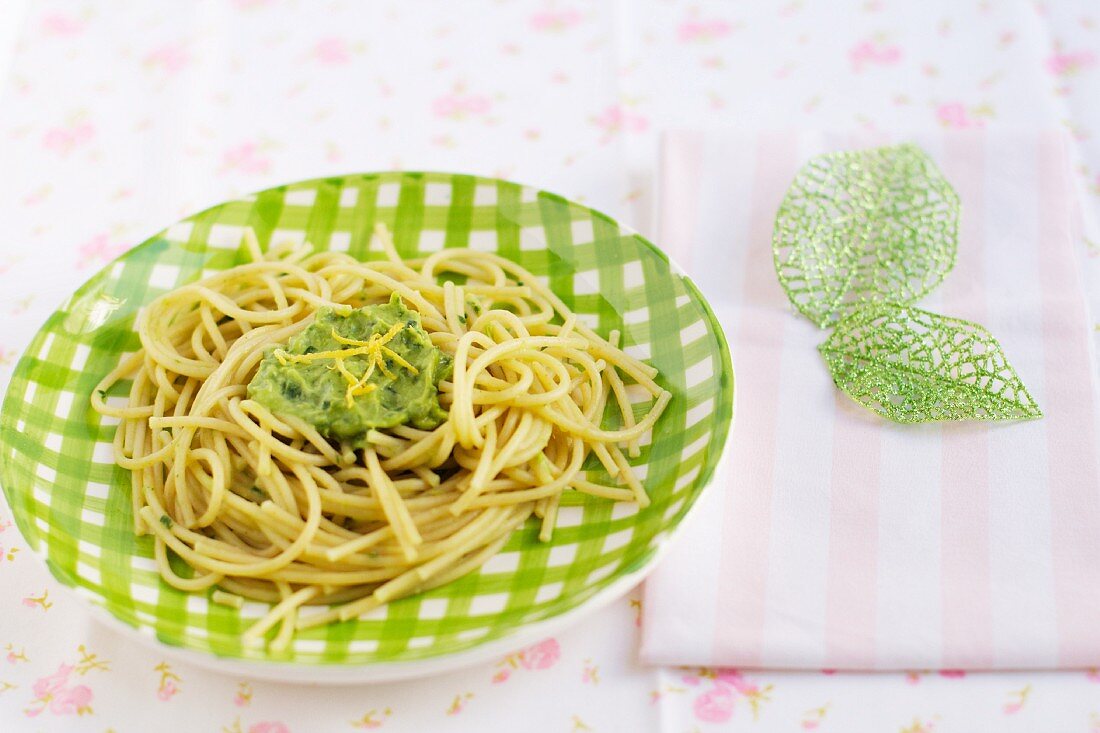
[639,130,1100,670]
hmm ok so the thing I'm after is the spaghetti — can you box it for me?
[91,225,670,648]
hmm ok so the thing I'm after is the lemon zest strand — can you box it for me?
[272,322,415,408]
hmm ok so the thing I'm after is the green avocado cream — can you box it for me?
[247,294,453,445]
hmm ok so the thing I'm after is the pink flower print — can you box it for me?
[686,668,775,719]
[249,723,290,733]
[938,669,966,679]
[581,659,599,685]
[78,231,128,268]
[10,295,33,315]
[325,141,342,163]
[32,665,72,699]
[41,13,85,36]
[693,684,735,723]
[591,104,648,144]
[78,233,128,269]
[1087,667,1100,682]
[42,120,95,155]
[22,590,51,610]
[446,693,474,715]
[1002,684,1031,715]
[25,664,92,717]
[936,102,985,129]
[801,702,831,729]
[677,18,733,43]
[234,682,253,706]
[1046,50,1096,77]
[144,43,190,75]
[519,639,560,670]
[495,641,560,679]
[23,184,52,206]
[50,685,92,715]
[350,708,392,729]
[432,93,493,120]
[1063,121,1087,142]
[849,40,901,71]
[716,668,754,694]
[157,680,178,700]
[530,8,582,31]
[221,142,272,175]
[312,37,352,65]
[774,62,795,79]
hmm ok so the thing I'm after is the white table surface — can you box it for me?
[2,1,1100,730]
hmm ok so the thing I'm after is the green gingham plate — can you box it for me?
[0,172,733,682]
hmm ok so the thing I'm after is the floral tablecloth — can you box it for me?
[3,1,1100,730]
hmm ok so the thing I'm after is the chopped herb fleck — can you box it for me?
[159,514,172,528]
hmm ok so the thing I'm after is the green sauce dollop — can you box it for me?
[247,294,452,446]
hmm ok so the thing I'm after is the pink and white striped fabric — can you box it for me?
[639,130,1100,670]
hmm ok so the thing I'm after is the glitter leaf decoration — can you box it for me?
[773,143,960,328]
[819,303,1042,423]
